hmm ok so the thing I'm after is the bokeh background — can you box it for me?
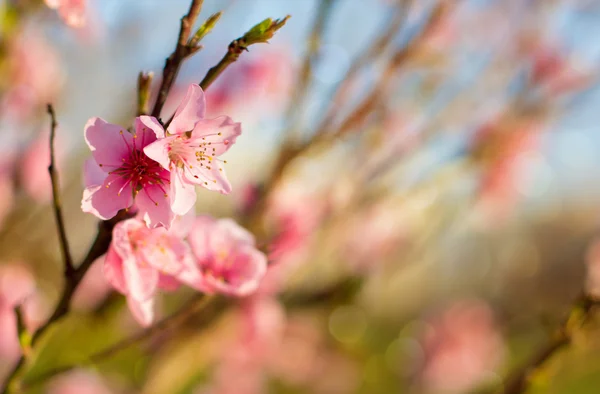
[2,0,600,393]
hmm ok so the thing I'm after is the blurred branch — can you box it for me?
[137,71,154,116]
[22,294,215,390]
[245,1,449,231]
[284,0,336,139]
[0,211,131,394]
[46,105,75,277]
[151,0,205,120]
[501,294,599,394]
[315,0,412,136]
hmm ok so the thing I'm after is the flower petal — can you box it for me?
[143,136,174,170]
[83,158,106,188]
[136,116,164,142]
[168,84,206,134]
[127,295,154,327]
[136,182,174,229]
[84,117,132,170]
[186,160,232,194]
[191,116,242,156]
[218,246,267,296]
[81,175,133,220]
[103,247,126,294]
[170,172,197,216]
[113,219,159,301]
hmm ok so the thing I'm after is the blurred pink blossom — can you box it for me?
[205,48,295,117]
[47,370,114,394]
[143,84,242,215]
[473,119,542,224]
[82,117,174,228]
[0,264,38,363]
[45,0,86,28]
[104,217,202,326]
[2,30,63,122]
[261,183,326,294]
[188,216,267,297]
[585,238,600,298]
[341,203,407,272]
[416,299,505,393]
[527,40,591,96]
[18,130,65,204]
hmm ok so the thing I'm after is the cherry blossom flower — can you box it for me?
[45,0,86,28]
[82,117,174,228]
[104,217,202,326]
[188,216,267,297]
[143,84,242,216]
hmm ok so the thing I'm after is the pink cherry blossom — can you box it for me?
[104,217,202,326]
[45,0,86,28]
[82,117,175,228]
[416,299,505,394]
[143,84,241,215]
[188,216,267,297]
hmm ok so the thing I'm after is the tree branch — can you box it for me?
[21,294,216,390]
[284,0,336,138]
[151,0,205,120]
[501,294,598,394]
[47,104,74,276]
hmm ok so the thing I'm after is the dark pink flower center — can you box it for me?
[106,131,170,204]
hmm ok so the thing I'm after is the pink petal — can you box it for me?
[218,218,256,246]
[103,247,126,294]
[58,0,86,28]
[122,253,158,302]
[191,116,242,156]
[170,172,197,216]
[83,158,106,187]
[168,84,206,134]
[112,220,159,301]
[135,183,174,229]
[216,247,267,296]
[127,295,154,327]
[143,136,174,170]
[188,216,217,262]
[81,175,133,220]
[84,117,132,170]
[157,274,181,291]
[136,116,163,142]
[171,250,205,290]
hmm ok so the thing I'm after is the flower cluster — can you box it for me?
[82,84,266,325]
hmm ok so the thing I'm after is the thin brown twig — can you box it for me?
[245,2,449,230]
[47,104,75,276]
[0,212,131,394]
[501,294,598,394]
[163,15,290,128]
[151,0,204,120]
